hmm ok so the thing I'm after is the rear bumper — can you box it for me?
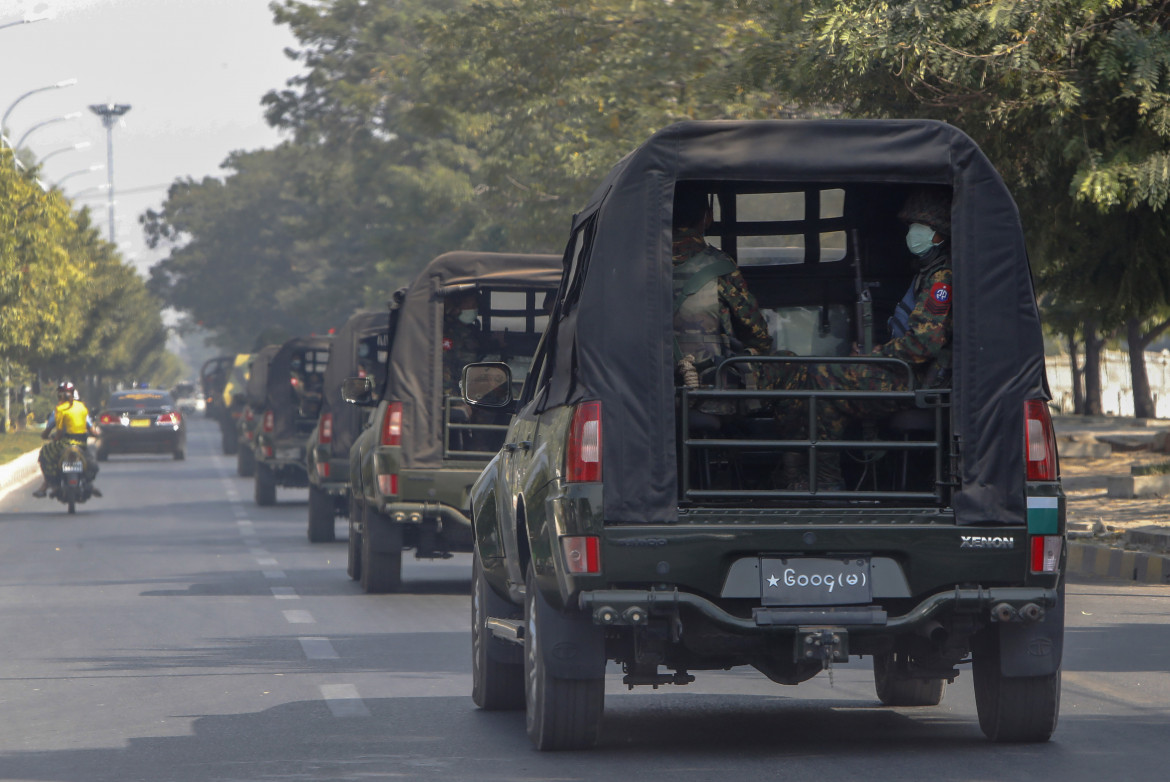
[100,428,182,453]
[578,585,1059,634]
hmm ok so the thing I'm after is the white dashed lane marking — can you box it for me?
[299,637,339,660]
[256,557,278,567]
[262,570,287,579]
[283,610,315,624]
[319,684,369,718]
[271,587,298,600]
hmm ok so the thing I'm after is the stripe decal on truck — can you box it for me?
[1026,496,1060,535]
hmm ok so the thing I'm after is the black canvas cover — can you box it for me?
[245,345,281,408]
[265,335,333,440]
[541,119,1048,526]
[321,308,396,457]
[384,251,562,469]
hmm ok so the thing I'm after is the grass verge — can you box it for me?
[0,430,43,467]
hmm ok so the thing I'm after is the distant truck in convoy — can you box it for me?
[342,251,561,593]
[463,120,1065,750]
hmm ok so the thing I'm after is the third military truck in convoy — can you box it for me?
[343,251,561,592]
[464,120,1066,750]
[305,308,396,542]
[252,335,332,506]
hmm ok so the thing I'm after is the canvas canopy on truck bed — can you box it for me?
[385,251,562,469]
[321,307,399,457]
[265,335,332,440]
[539,119,1049,526]
[245,345,281,409]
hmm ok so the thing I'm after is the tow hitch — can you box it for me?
[795,627,848,664]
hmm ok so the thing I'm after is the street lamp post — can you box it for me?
[37,140,91,167]
[2,79,78,136]
[14,112,82,150]
[88,104,131,244]
[55,164,104,189]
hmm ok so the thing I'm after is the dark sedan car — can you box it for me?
[96,390,187,461]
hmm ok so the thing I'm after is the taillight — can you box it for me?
[99,413,116,425]
[244,407,254,422]
[1024,400,1057,481]
[157,412,179,426]
[1030,535,1063,573]
[381,402,402,447]
[317,463,331,479]
[377,474,398,496]
[566,401,602,482]
[561,536,601,574]
[262,410,274,433]
[319,412,333,444]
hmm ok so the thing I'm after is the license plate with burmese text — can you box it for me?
[760,557,872,606]
[130,419,151,428]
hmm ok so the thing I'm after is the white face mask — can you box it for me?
[906,222,939,257]
[457,309,477,325]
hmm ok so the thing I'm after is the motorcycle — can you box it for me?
[51,440,94,514]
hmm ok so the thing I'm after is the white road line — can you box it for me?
[262,570,287,579]
[299,637,339,660]
[248,547,270,557]
[271,587,298,600]
[236,519,253,527]
[256,557,278,567]
[243,538,261,546]
[283,610,315,624]
[319,684,369,718]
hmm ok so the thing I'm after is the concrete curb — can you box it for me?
[0,450,41,505]
[1067,540,1170,585]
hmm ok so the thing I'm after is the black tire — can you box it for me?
[254,464,276,506]
[173,448,186,461]
[973,629,1061,742]
[221,424,238,455]
[360,511,402,593]
[237,446,255,477]
[346,496,362,581]
[307,485,336,543]
[524,566,604,750]
[68,501,76,514]
[873,652,946,706]
[472,553,525,710]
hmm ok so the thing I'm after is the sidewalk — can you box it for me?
[1054,415,1170,585]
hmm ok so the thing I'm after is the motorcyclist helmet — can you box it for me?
[57,381,76,401]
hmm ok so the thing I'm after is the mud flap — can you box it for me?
[531,582,606,680]
[998,587,1064,677]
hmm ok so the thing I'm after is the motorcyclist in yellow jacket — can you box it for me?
[33,381,102,498]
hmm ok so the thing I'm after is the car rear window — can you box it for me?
[107,392,174,410]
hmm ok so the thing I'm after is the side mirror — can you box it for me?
[341,376,376,406]
[462,362,513,408]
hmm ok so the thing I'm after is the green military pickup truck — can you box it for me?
[342,251,561,593]
[464,120,1065,750]
[252,335,332,506]
[305,308,394,543]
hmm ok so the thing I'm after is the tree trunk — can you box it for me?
[1067,332,1084,415]
[1127,318,1155,419]
[1083,319,1104,416]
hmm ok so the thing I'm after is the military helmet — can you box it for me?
[897,186,952,236]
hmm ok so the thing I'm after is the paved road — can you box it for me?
[1,421,1167,781]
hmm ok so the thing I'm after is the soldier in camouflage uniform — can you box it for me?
[672,183,774,415]
[776,186,953,489]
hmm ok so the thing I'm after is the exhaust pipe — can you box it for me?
[992,602,1018,623]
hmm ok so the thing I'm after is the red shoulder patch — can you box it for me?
[442,337,453,352]
[924,282,951,315]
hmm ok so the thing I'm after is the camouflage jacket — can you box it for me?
[671,230,771,357]
[874,249,952,376]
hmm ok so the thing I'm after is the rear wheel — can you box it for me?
[237,446,255,477]
[346,496,362,581]
[472,553,525,710]
[360,511,402,593]
[67,501,76,514]
[221,424,237,455]
[173,448,186,461]
[524,565,604,750]
[873,652,946,706]
[254,464,276,506]
[973,629,1061,742]
[307,485,336,542]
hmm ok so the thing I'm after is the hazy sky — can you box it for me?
[1,0,303,271]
